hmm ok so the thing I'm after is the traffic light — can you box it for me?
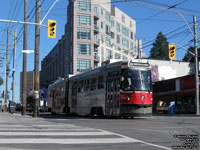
[169,44,176,59]
[48,20,56,38]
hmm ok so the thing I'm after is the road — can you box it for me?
[0,112,199,150]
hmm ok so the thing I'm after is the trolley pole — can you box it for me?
[22,0,28,116]
[33,0,40,117]
[193,15,199,116]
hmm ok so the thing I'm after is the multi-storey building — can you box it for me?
[40,0,144,87]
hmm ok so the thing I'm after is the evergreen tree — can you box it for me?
[149,32,169,60]
[0,76,3,86]
[182,46,200,61]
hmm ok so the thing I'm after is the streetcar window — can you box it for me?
[98,75,104,89]
[80,80,84,92]
[121,69,151,91]
[72,82,77,96]
[90,77,97,90]
[84,79,90,91]
[78,81,84,93]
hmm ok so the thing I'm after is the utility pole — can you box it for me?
[193,15,199,116]
[3,29,9,112]
[137,39,141,59]
[22,0,28,116]
[12,30,16,103]
[33,0,40,117]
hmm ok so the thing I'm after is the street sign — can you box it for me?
[22,50,34,54]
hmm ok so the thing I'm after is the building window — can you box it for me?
[77,0,91,12]
[77,59,91,72]
[77,14,91,26]
[130,31,133,40]
[116,35,120,44]
[77,28,91,40]
[122,38,129,49]
[122,14,125,23]
[101,8,103,15]
[130,42,134,51]
[116,23,120,32]
[105,25,110,35]
[101,47,104,62]
[70,45,73,57]
[115,53,121,59]
[101,22,103,29]
[105,38,111,47]
[111,20,114,27]
[122,26,129,37]
[70,61,73,74]
[105,12,110,22]
[94,6,98,16]
[77,43,91,55]
[106,49,113,59]
[123,56,128,60]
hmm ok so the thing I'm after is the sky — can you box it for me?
[0,0,199,103]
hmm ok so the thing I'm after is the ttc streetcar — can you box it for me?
[48,60,152,117]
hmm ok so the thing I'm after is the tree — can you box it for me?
[0,76,3,86]
[182,46,200,61]
[149,32,169,60]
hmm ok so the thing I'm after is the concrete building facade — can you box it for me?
[40,0,144,86]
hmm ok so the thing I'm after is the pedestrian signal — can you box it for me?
[169,44,176,59]
[48,20,56,38]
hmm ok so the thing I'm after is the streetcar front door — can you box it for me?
[105,75,120,116]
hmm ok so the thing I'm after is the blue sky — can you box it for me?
[0,0,199,103]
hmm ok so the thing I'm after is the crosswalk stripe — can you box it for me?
[0,131,114,136]
[0,137,138,144]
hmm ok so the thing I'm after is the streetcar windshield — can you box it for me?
[121,69,151,91]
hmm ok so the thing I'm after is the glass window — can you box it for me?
[130,42,134,51]
[116,23,120,32]
[78,80,84,93]
[101,8,103,15]
[111,20,114,27]
[115,53,121,59]
[94,6,98,16]
[122,15,125,23]
[101,47,104,62]
[116,34,120,44]
[77,59,91,72]
[90,77,97,90]
[77,14,91,26]
[101,22,103,29]
[122,27,129,37]
[105,12,110,22]
[84,79,90,91]
[98,75,104,89]
[105,25,111,35]
[121,69,151,91]
[111,32,115,39]
[77,28,91,40]
[106,49,113,59]
[105,38,111,47]
[77,43,91,55]
[77,0,91,12]
[130,31,133,40]
[122,38,129,49]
